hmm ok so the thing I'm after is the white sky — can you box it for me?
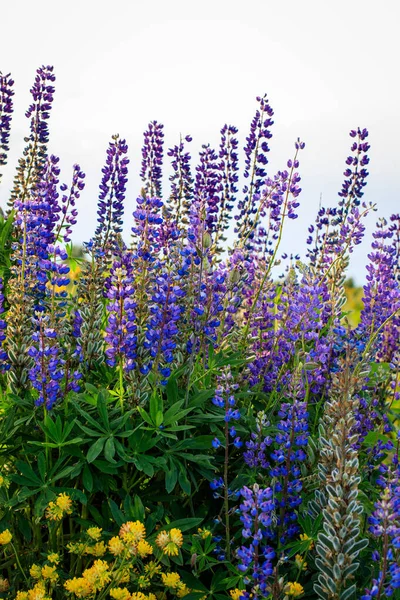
[1,0,399,282]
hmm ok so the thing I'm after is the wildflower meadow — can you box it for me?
[0,65,399,600]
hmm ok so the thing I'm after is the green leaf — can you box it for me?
[104,437,116,463]
[108,499,124,527]
[82,465,93,492]
[37,452,46,481]
[165,467,178,493]
[87,437,106,463]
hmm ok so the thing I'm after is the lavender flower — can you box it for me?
[236,484,276,597]
[0,71,14,173]
[27,314,64,409]
[94,135,129,257]
[142,272,184,383]
[104,252,137,372]
[10,65,56,206]
[0,279,9,371]
[140,120,164,198]
[167,134,194,229]
[235,95,274,242]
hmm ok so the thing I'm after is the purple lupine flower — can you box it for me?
[132,195,163,262]
[363,457,400,598]
[243,412,272,469]
[0,71,14,170]
[307,128,372,272]
[194,143,224,236]
[213,125,239,253]
[0,279,9,371]
[56,164,85,243]
[140,120,164,198]
[236,484,276,597]
[13,154,71,304]
[25,65,56,146]
[104,252,137,372]
[28,314,64,409]
[357,216,400,362]
[269,398,309,543]
[234,94,274,242]
[167,134,194,228]
[210,370,241,456]
[94,135,129,255]
[142,272,184,383]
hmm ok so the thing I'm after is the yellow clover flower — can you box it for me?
[0,578,9,592]
[64,577,93,598]
[299,533,314,550]
[137,539,153,558]
[144,562,161,579]
[90,541,107,557]
[0,529,12,545]
[285,582,304,597]
[131,594,147,600]
[177,584,192,598]
[29,564,42,580]
[295,554,307,571]
[56,492,73,513]
[119,521,146,543]
[15,593,28,600]
[82,560,111,592]
[109,588,131,600]
[229,590,244,600]
[47,553,60,564]
[161,572,181,589]
[87,527,102,541]
[156,528,183,556]
[108,536,125,556]
[45,502,64,521]
[41,565,59,582]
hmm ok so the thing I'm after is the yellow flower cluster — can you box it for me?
[299,533,314,550]
[18,521,190,600]
[0,529,12,545]
[45,493,73,521]
[284,582,304,597]
[294,554,307,571]
[0,577,9,592]
[197,528,212,539]
[229,590,244,600]
[16,583,52,600]
[110,590,157,600]
[155,528,183,556]
[65,560,111,597]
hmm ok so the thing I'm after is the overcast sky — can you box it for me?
[1,0,399,282]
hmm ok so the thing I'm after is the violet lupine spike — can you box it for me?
[142,271,184,384]
[213,125,239,253]
[307,128,372,273]
[27,315,65,409]
[235,484,276,598]
[131,195,163,262]
[167,134,194,228]
[357,216,400,362]
[140,120,164,198]
[10,65,56,206]
[104,253,137,372]
[94,135,129,256]
[25,65,56,145]
[269,398,309,544]
[0,71,14,172]
[57,164,85,243]
[0,278,9,372]
[235,94,274,242]
[194,143,224,236]
[361,455,400,600]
